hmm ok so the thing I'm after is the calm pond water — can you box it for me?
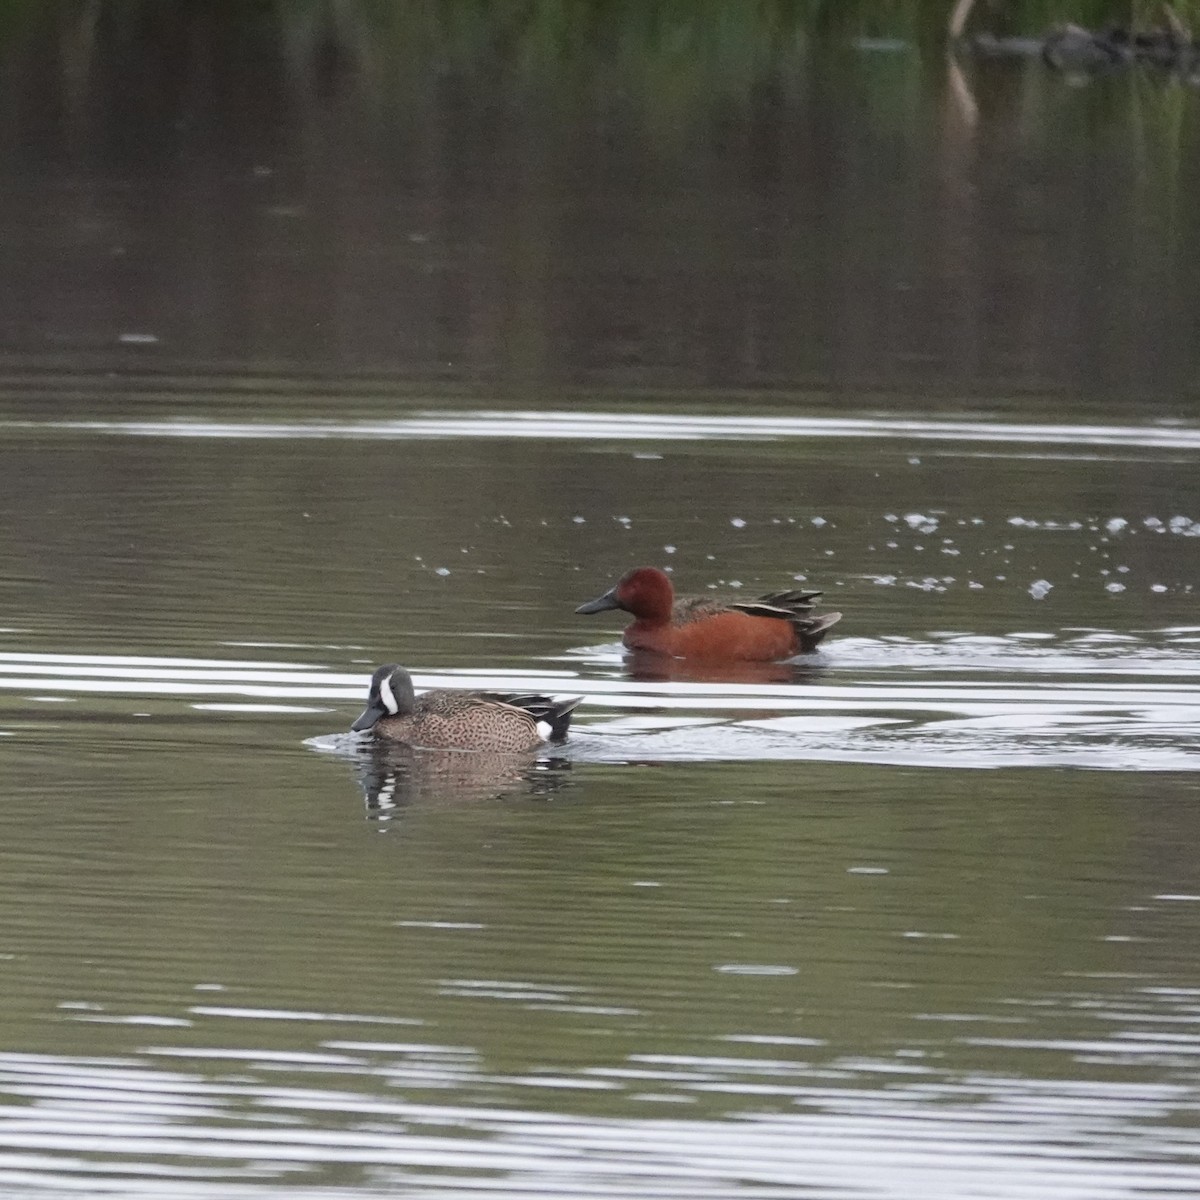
[2,6,1200,1199]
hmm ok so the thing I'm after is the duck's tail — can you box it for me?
[499,693,583,743]
[795,611,842,653]
[537,696,583,743]
[729,587,841,653]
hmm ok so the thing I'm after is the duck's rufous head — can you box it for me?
[576,566,674,622]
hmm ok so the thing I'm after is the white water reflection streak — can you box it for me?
[2,637,1200,770]
[8,411,1200,453]
[1,1043,1198,1199]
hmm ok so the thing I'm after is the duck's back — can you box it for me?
[670,594,736,625]
[372,691,535,751]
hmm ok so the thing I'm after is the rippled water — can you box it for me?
[3,5,1200,1190]
[2,398,1200,1197]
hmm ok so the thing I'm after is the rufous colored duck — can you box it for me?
[576,566,841,662]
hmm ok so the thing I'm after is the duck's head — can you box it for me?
[576,566,674,622]
[351,664,416,732]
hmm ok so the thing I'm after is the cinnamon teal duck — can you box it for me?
[576,566,841,661]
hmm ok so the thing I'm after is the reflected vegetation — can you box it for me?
[0,2,1197,397]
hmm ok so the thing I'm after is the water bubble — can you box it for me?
[1028,579,1053,600]
[1151,584,1168,593]
[1105,582,1126,593]
[664,544,676,554]
[434,567,450,577]
[1105,517,1128,534]
[811,516,827,527]
[572,516,586,524]
[730,518,747,528]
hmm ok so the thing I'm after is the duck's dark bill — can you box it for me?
[351,703,387,732]
[576,590,621,614]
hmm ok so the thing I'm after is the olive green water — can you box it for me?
[1,7,1200,1198]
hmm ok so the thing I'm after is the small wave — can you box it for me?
[3,636,1199,772]
[7,410,1200,454]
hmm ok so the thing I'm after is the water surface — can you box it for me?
[2,8,1200,1197]
[3,401,1200,1198]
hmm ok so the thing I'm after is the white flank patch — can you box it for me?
[379,673,399,714]
[536,719,554,742]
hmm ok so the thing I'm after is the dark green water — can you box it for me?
[0,7,1199,1198]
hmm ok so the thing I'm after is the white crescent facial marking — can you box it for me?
[379,673,399,715]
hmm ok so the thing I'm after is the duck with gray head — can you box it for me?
[352,664,581,752]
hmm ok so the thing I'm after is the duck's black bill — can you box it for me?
[351,703,386,732]
[576,589,621,615]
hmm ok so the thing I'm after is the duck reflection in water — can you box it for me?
[355,744,573,822]
[622,648,828,686]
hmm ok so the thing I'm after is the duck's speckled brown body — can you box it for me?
[352,665,581,752]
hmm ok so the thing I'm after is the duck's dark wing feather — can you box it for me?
[730,588,823,619]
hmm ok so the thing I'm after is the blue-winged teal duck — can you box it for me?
[351,664,581,751]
